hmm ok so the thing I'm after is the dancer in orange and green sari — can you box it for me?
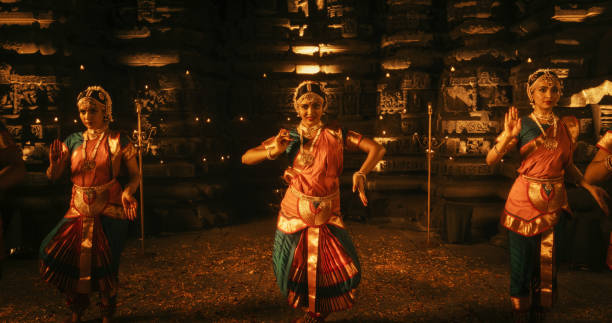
[242,81,385,322]
[486,69,608,323]
[40,86,140,323]
[584,127,612,270]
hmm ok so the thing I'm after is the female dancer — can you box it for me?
[40,86,139,323]
[486,69,608,322]
[583,128,612,270]
[242,81,385,322]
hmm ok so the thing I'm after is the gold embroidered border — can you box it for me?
[501,211,560,237]
[538,229,555,308]
[345,130,362,152]
[597,131,612,154]
[307,227,319,313]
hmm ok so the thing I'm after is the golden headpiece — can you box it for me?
[77,85,113,122]
[526,69,563,104]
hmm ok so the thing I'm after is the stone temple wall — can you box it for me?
[1,0,611,248]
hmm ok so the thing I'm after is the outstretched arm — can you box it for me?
[584,148,611,185]
[567,162,609,216]
[242,129,292,165]
[352,137,386,206]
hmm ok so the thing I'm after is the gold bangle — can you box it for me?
[266,147,278,160]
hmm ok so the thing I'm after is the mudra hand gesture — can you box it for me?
[504,106,521,138]
[49,139,67,166]
[271,128,293,156]
[121,190,138,220]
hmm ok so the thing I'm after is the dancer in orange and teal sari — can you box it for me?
[40,86,140,323]
[486,69,609,323]
[584,127,612,270]
[242,81,385,323]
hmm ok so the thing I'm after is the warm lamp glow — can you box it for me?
[145,84,149,90]
[346,76,350,80]
[379,115,383,120]
[385,72,390,78]
[263,73,267,78]
[73,119,78,124]
[239,116,245,121]
[185,69,190,75]
[195,117,199,122]
[296,64,320,74]
[527,57,533,63]
[292,45,320,55]
[79,64,85,71]
[206,118,211,123]
[450,66,455,72]
[35,118,41,124]
[53,117,59,122]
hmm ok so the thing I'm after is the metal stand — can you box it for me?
[135,100,145,253]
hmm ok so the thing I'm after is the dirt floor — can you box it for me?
[1,217,611,323]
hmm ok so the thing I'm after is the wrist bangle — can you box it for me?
[353,171,366,182]
[266,147,278,160]
[605,155,612,172]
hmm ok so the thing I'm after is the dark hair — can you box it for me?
[294,81,326,103]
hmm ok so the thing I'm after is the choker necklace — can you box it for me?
[298,126,323,167]
[82,129,107,171]
[298,121,323,139]
[532,111,554,124]
[85,127,107,139]
[530,112,558,150]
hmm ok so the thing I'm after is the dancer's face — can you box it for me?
[531,77,561,111]
[78,99,106,130]
[296,93,325,127]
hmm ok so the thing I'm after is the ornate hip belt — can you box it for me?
[72,179,117,217]
[289,186,339,227]
[521,175,564,184]
[521,175,565,214]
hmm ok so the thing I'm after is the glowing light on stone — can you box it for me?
[54,117,58,122]
[296,64,320,74]
[185,69,190,75]
[35,118,40,124]
[73,119,78,124]
[346,76,350,81]
[450,66,455,72]
[292,45,319,55]
[263,73,267,78]
[527,57,533,63]
[239,116,245,121]
[382,130,387,135]
[287,117,291,121]
[79,64,85,71]
[195,117,199,122]
[568,80,612,107]
[385,72,390,78]
[206,118,211,123]
[145,85,149,90]
[379,115,383,120]
[202,157,207,162]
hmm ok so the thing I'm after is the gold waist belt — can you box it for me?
[289,186,339,202]
[521,174,564,184]
[73,178,117,194]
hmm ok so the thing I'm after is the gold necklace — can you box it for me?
[82,130,106,171]
[298,127,322,167]
[298,121,323,139]
[530,112,558,150]
[532,111,554,124]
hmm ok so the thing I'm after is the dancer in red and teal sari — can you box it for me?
[584,127,612,270]
[486,69,608,323]
[242,81,385,323]
[40,86,139,323]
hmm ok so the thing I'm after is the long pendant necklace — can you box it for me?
[298,126,322,167]
[530,112,558,150]
[82,129,106,171]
